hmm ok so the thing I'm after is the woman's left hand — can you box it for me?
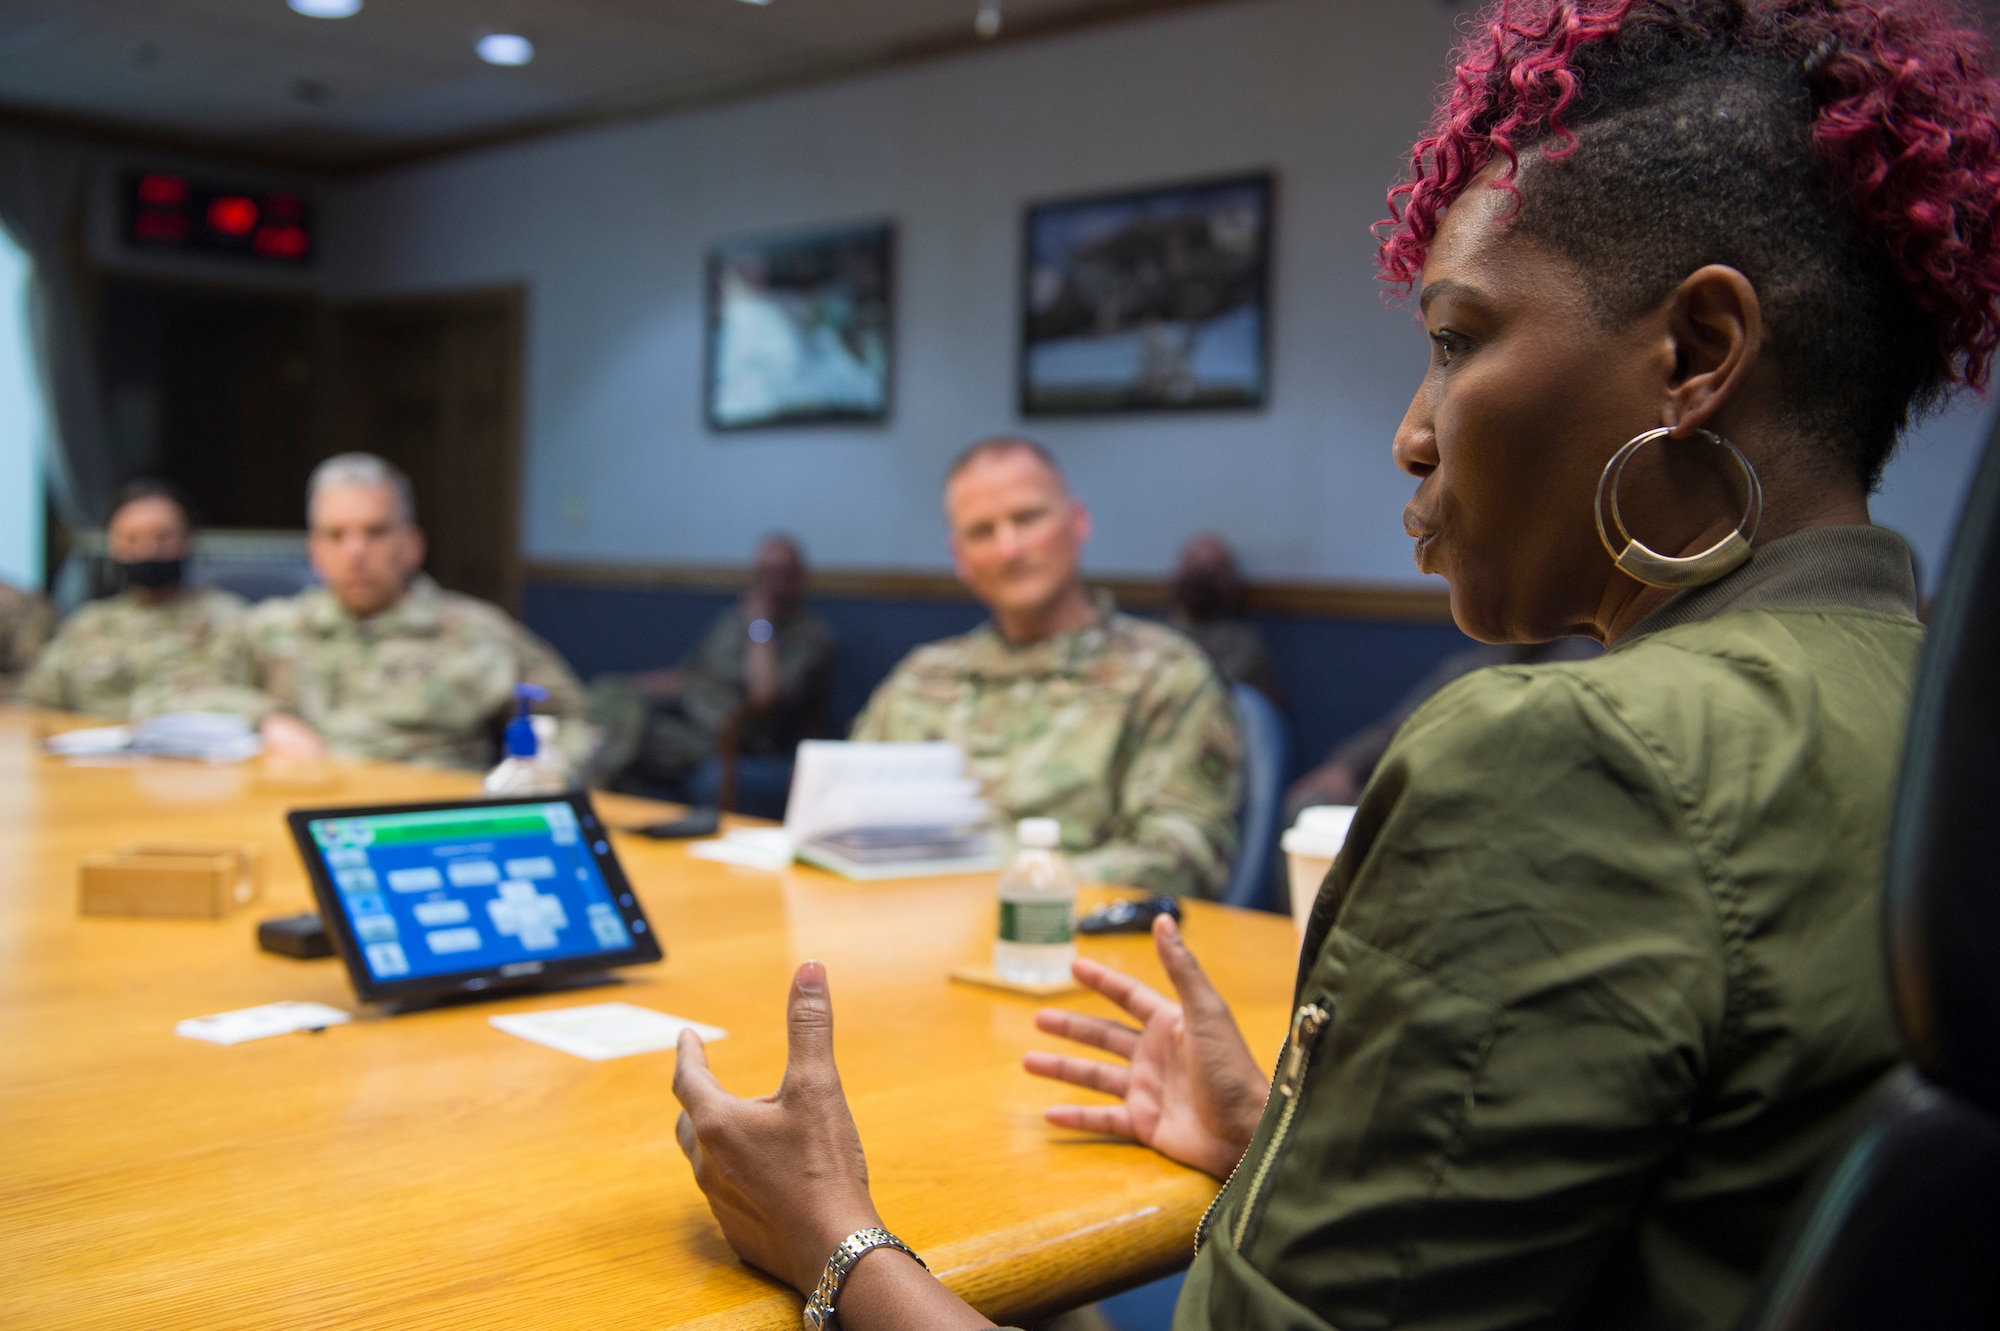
[673,960,884,1295]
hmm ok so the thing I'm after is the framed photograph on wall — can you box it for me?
[705,220,894,430]
[1020,172,1272,415]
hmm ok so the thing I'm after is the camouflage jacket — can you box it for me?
[0,581,53,701]
[159,576,595,771]
[679,604,837,754]
[851,590,1242,897]
[16,586,244,720]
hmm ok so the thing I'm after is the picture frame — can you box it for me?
[705,219,895,430]
[1020,172,1273,415]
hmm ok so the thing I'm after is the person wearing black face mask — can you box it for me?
[1166,531,1281,705]
[16,481,245,720]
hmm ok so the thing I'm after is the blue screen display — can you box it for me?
[307,802,635,984]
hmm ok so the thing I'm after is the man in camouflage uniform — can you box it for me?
[0,580,52,700]
[17,481,244,718]
[852,438,1241,897]
[590,534,836,792]
[165,453,594,772]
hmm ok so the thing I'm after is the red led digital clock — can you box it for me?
[124,173,313,266]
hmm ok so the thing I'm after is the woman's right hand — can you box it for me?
[1024,913,1270,1180]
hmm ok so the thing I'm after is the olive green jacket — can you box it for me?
[1178,526,1921,1331]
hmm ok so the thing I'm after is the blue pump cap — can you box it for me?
[504,683,550,758]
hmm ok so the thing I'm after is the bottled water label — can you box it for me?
[999,899,1072,945]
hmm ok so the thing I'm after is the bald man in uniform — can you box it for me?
[852,438,1241,897]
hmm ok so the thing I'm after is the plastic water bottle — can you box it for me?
[994,817,1077,985]
[483,684,568,795]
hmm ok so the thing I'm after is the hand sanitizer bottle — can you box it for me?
[483,683,568,795]
[994,817,1077,985]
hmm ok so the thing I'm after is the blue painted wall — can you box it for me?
[523,579,1474,780]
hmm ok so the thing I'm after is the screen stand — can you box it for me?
[375,970,624,1016]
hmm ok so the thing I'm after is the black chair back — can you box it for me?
[1735,421,2000,1330]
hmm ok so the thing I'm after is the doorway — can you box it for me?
[96,277,319,531]
[90,277,525,613]
[330,288,524,613]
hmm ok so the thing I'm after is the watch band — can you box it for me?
[802,1226,926,1330]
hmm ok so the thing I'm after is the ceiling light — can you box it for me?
[287,0,362,18]
[974,0,1002,39]
[736,0,775,6]
[475,32,534,65]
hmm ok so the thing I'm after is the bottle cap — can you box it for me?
[503,682,550,758]
[1016,817,1061,849]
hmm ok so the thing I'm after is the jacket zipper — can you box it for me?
[1193,1001,1331,1256]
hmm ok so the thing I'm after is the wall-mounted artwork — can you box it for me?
[705,220,894,430]
[1020,173,1272,414]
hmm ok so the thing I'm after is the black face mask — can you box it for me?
[117,558,185,590]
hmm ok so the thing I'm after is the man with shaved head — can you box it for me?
[852,437,1241,897]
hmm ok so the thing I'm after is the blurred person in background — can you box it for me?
[853,436,1241,897]
[165,452,595,771]
[0,578,51,701]
[17,480,243,718]
[588,533,835,795]
[1166,531,1281,705]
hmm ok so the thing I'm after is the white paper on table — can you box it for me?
[43,724,134,756]
[132,713,263,763]
[489,1002,727,1061]
[176,1001,352,1046]
[784,740,991,842]
[47,713,263,764]
[687,826,794,871]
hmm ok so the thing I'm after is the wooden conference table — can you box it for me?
[0,708,1299,1330]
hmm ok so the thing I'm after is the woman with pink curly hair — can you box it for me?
[667,3,2000,1328]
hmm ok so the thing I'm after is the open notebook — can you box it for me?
[786,741,1000,880]
[687,741,1001,879]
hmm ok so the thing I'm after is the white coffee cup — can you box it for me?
[1279,804,1358,935]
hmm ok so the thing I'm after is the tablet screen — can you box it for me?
[304,800,642,986]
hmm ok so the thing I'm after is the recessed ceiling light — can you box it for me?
[475,32,534,65]
[287,0,362,18]
[736,0,774,7]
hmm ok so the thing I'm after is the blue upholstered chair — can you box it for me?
[1221,681,1289,912]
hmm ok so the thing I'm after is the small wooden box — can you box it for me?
[79,842,263,919]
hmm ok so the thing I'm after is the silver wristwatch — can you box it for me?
[802,1226,926,1330]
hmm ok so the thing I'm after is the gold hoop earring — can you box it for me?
[1594,427,1764,590]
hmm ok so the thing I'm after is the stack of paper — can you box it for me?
[46,713,262,764]
[785,741,998,880]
